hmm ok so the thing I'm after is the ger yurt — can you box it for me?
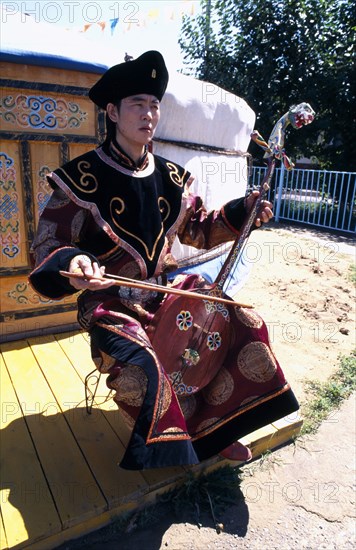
[0,8,255,342]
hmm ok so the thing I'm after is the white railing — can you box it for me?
[250,166,356,234]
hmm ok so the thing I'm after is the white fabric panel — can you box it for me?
[153,72,256,264]
[156,72,255,150]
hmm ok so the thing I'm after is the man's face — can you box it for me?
[113,94,160,151]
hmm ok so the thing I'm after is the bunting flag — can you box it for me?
[148,9,160,20]
[80,2,196,34]
[82,21,106,32]
[110,17,119,35]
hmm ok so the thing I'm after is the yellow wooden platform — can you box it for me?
[0,331,302,550]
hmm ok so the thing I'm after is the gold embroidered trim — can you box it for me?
[110,196,170,261]
[166,162,187,187]
[58,161,98,193]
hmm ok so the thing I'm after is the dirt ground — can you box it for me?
[235,223,355,398]
[58,223,355,550]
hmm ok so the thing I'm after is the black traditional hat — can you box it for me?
[89,50,169,110]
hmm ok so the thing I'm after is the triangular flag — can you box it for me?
[148,9,159,20]
[110,17,119,35]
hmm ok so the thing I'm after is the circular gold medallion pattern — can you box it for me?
[235,307,263,328]
[162,427,185,434]
[240,395,259,407]
[202,368,234,405]
[159,377,173,417]
[196,417,219,433]
[178,395,197,420]
[111,364,148,407]
[238,342,277,382]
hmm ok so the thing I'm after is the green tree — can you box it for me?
[179,0,356,172]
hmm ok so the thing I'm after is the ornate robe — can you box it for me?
[29,144,299,469]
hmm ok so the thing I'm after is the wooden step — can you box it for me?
[0,333,302,550]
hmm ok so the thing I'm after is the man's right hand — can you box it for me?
[67,255,114,291]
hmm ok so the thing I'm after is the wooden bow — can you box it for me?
[59,270,253,309]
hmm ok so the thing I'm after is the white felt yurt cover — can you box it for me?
[1,7,256,290]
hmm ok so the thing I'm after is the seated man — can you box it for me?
[29,51,299,470]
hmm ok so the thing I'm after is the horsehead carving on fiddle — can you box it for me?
[147,102,315,393]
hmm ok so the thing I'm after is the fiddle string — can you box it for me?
[175,290,226,383]
[188,293,221,350]
[220,166,268,296]
[215,162,273,296]
[221,238,248,296]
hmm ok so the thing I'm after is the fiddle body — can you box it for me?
[146,274,236,393]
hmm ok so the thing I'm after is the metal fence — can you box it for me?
[250,166,356,234]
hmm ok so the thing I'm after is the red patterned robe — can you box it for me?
[29,141,299,470]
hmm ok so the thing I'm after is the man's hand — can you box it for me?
[67,255,114,291]
[245,190,273,227]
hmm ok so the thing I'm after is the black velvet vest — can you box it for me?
[49,147,191,277]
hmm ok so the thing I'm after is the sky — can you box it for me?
[0,0,202,71]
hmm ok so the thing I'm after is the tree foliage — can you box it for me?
[179,0,356,171]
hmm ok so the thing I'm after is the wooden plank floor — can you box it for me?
[0,331,302,550]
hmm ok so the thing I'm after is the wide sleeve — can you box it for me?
[29,186,97,299]
[177,190,247,250]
